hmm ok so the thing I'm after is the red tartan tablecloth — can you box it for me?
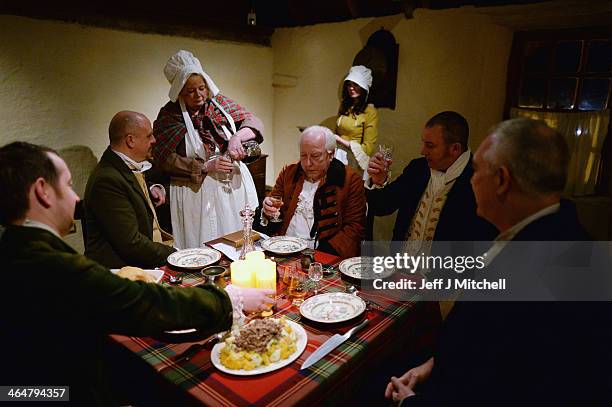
[111,250,425,406]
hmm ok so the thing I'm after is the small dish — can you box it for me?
[201,265,227,288]
[201,265,226,276]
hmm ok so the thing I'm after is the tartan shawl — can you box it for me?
[152,93,250,163]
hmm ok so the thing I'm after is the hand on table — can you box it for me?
[225,285,275,313]
[240,287,276,313]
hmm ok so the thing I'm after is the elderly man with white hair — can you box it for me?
[259,125,366,258]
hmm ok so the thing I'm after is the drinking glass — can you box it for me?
[220,152,234,192]
[308,262,323,295]
[268,195,284,223]
[287,269,307,306]
[280,262,296,286]
[378,144,394,171]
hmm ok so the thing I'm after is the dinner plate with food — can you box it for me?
[110,266,164,284]
[211,317,307,375]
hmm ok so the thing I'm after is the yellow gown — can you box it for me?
[336,104,378,171]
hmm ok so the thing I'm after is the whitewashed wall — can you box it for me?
[0,15,275,184]
[1,7,513,243]
[272,8,512,240]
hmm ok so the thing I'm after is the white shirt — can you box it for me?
[286,180,320,249]
[483,203,561,266]
[111,149,164,194]
[22,219,61,239]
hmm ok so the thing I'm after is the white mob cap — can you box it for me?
[164,50,220,102]
[344,65,373,93]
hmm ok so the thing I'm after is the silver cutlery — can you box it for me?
[301,319,369,370]
[168,274,183,285]
[346,285,384,310]
[157,331,227,373]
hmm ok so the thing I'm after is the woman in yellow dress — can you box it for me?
[335,65,378,176]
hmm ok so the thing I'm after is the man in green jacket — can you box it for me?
[0,141,272,406]
[85,110,174,268]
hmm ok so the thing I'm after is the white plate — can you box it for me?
[338,256,394,280]
[300,293,366,323]
[211,320,307,376]
[110,268,164,284]
[260,236,308,255]
[167,248,221,269]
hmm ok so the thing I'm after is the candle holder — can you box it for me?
[239,204,255,260]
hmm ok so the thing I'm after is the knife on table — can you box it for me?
[301,319,369,370]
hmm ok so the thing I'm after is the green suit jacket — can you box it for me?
[0,225,232,406]
[84,148,174,268]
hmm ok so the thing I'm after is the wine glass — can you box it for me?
[220,152,234,193]
[268,195,283,223]
[378,144,394,171]
[308,262,323,295]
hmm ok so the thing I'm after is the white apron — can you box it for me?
[170,98,258,249]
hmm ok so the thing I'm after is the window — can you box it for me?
[509,29,611,113]
[505,27,612,197]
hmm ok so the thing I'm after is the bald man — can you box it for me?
[84,111,175,268]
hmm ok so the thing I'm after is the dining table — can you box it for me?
[110,244,440,406]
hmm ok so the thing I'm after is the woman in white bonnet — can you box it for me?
[334,65,379,175]
[153,50,263,248]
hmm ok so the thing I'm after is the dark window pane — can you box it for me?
[554,41,582,72]
[578,78,610,110]
[524,42,551,73]
[586,40,612,73]
[519,77,546,108]
[547,78,577,109]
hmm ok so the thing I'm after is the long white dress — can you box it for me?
[170,98,258,249]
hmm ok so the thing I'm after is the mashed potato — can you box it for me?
[219,317,297,371]
[117,266,156,283]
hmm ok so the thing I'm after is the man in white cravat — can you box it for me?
[366,111,496,252]
[386,118,611,406]
[84,111,175,269]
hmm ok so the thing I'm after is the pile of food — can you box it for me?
[219,318,297,370]
[117,266,156,283]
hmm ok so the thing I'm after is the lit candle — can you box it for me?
[230,260,253,288]
[256,259,277,290]
[231,251,277,291]
[245,251,265,261]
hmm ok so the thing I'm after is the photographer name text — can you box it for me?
[373,278,506,291]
